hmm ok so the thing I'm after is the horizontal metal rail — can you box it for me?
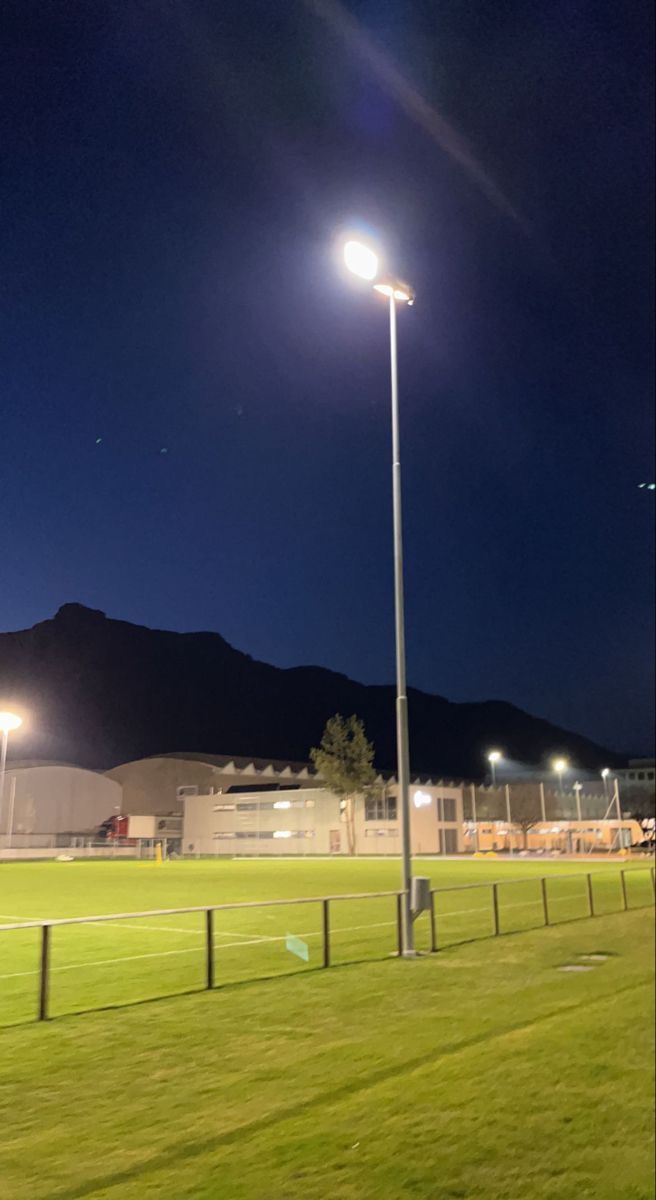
[1,869,650,930]
[0,889,404,931]
[429,868,650,894]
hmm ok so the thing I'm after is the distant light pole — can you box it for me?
[601,767,611,801]
[487,750,502,787]
[552,757,569,794]
[341,237,416,956]
[573,781,583,822]
[0,712,22,833]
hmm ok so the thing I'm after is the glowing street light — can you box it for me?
[340,234,416,955]
[487,749,502,787]
[0,711,23,831]
[601,767,611,800]
[343,239,379,281]
[552,757,569,793]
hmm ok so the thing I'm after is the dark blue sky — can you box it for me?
[2,1,654,753]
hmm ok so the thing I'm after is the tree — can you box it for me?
[506,784,543,850]
[310,714,376,855]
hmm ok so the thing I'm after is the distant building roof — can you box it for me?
[5,759,106,774]
[158,751,316,774]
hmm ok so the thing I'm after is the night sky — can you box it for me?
[2,1,654,753]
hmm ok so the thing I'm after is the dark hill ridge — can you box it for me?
[0,603,621,775]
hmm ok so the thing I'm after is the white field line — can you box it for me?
[0,890,594,934]
[0,915,259,942]
[0,915,203,935]
[0,921,390,981]
[0,892,552,931]
[0,895,573,984]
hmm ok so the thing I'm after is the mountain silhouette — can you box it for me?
[0,603,622,776]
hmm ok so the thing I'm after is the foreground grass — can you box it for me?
[0,908,653,1200]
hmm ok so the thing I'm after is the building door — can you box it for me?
[440,828,458,854]
[329,829,341,854]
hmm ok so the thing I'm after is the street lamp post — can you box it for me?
[0,712,23,834]
[487,750,502,788]
[573,781,583,823]
[341,238,416,956]
[601,767,610,801]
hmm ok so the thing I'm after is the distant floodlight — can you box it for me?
[552,757,569,793]
[0,712,22,734]
[0,711,24,819]
[487,749,502,786]
[343,240,379,281]
[601,768,610,778]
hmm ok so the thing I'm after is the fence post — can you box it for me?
[620,870,628,912]
[396,893,403,955]
[491,883,500,936]
[205,909,214,990]
[322,899,330,968]
[429,891,438,953]
[541,877,549,926]
[586,873,594,917]
[38,925,50,1021]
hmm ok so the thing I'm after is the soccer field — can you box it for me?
[0,857,653,1027]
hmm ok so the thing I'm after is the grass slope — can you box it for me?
[0,908,652,1200]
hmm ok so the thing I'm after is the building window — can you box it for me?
[177,785,199,797]
[213,832,236,839]
[441,797,456,822]
[365,795,397,821]
[365,828,399,837]
[236,803,258,812]
[637,773,645,781]
[214,803,236,812]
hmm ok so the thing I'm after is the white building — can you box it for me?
[183,783,465,856]
[106,754,321,815]
[0,762,122,845]
[615,759,655,795]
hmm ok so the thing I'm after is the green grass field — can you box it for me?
[0,856,652,1199]
[0,858,653,1028]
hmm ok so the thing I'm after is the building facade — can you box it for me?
[106,754,321,815]
[182,783,465,856]
[0,763,122,845]
[616,758,655,787]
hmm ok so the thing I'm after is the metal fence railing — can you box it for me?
[0,868,653,1027]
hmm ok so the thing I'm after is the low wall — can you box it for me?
[0,846,139,861]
